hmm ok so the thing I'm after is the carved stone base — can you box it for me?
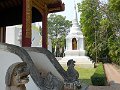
[64,81,81,90]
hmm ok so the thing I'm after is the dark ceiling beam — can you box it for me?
[48,2,65,13]
[11,0,19,6]
[0,2,6,9]
[0,0,64,26]
[0,0,21,11]
[7,0,14,7]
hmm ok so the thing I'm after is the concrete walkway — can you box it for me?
[104,63,120,84]
[86,63,120,90]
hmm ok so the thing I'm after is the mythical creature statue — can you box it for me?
[5,62,29,90]
[66,59,79,82]
[65,59,81,90]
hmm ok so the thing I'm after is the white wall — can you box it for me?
[6,26,16,45]
[6,25,52,52]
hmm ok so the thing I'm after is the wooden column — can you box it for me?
[22,0,32,47]
[0,27,3,42]
[0,27,6,43]
[42,12,48,49]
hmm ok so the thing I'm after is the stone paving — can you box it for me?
[104,64,120,84]
[85,63,120,90]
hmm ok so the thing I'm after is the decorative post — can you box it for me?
[42,11,48,49]
[0,27,6,43]
[22,0,32,47]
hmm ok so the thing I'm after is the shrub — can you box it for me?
[91,63,106,86]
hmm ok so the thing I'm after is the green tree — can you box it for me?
[96,2,120,64]
[107,1,120,64]
[97,3,112,61]
[78,0,101,62]
[78,0,120,64]
[47,14,72,56]
[109,0,120,13]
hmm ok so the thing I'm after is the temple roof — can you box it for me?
[0,0,64,26]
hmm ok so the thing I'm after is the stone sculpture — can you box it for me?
[24,47,66,90]
[0,43,64,90]
[0,43,81,90]
[66,59,79,82]
[64,59,81,90]
[24,47,81,90]
[5,62,29,90]
[0,42,43,89]
[43,72,64,90]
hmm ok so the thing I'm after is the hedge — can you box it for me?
[91,63,106,86]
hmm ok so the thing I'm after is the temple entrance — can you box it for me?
[72,38,77,50]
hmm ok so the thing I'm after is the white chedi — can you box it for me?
[59,1,94,68]
[65,18,85,56]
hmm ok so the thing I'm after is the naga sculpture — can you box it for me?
[43,72,64,90]
[0,43,81,90]
[5,62,29,90]
[0,43,64,90]
[24,47,81,90]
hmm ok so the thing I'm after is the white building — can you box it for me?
[59,2,94,68]
[6,24,52,52]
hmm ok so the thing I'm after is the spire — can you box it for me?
[74,0,78,21]
[67,0,83,36]
[72,0,78,27]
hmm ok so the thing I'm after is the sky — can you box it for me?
[37,0,108,26]
[56,0,81,21]
[54,0,108,22]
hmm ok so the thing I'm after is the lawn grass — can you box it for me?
[63,66,96,85]
[75,66,96,85]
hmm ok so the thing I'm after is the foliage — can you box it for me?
[47,14,72,56]
[78,0,120,64]
[108,36,120,65]
[107,3,120,65]
[78,0,102,61]
[109,0,120,12]
[91,63,106,86]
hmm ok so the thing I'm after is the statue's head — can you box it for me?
[5,62,29,86]
[67,59,75,67]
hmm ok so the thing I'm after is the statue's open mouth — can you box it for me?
[19,73,29,84]
[20,75,29,80]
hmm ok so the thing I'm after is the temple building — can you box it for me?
[0,0,64,48]
[6,25,52,52]
[59,1,94,68]
[0,0,64,90]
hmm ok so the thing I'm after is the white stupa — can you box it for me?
[59,1,94,68]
